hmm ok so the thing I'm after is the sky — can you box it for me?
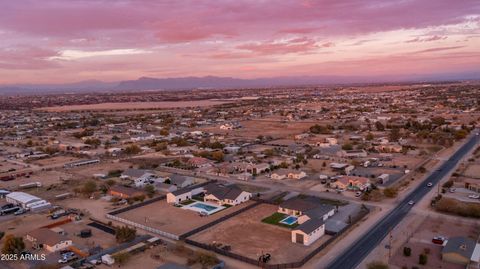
[0,0,479,85]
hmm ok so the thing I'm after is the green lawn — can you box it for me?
[261,212,299,229]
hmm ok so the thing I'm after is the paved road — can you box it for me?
[327,130,480,269]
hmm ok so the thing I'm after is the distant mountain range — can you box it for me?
[1,72,479,94]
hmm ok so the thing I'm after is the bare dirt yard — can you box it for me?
[199,118,316,140]
[30,156,79,167]
[115,200,254,236]
[464,163,480,179]
[189,203,331,264]
[390,215,480,269]
[38,100,232,112]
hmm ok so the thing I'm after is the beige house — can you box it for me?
[291,218,325,246]
[25,228,72,252]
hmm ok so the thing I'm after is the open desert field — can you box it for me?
[464,163,480,179]
[115,200,254,236]
[38,100,233,112]
[189,203,331,264]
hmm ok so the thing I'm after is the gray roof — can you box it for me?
[295,218,325,234]
[170,174,194,186]
[442,236,476,259]
[304,204,335,219]
[122,169,153,178]
[279,198,318,212]
[204,184,245,200]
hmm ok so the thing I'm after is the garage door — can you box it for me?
[296,233,304,244]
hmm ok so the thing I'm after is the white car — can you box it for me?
[427,182,433,187]
[468,194,480,199]
[408,200,415,205]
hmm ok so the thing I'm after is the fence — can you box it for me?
[106,213,179,240]
[184,205,371,269]
[179,201,262,239]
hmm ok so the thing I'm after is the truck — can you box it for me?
[101,254,115,266]
[1,206,21,215]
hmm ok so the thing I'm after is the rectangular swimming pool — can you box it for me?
[280,215,298,225]
[191,203,218,212]
[182,201,225,215]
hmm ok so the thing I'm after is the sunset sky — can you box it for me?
[1,0,479,85]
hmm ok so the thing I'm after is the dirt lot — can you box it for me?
[464,163,480,179]
[199,117,315,140]
[39,100,232,112]
[61,220,117,250]
[390,215,480,269]
[30,156,79,167]
[190,203,331,264]
[116,200,254,236]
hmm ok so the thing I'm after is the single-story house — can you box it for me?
[169,174,195,188]
[166,186,204,204]
[278,198,318,216]
[246,163,270,175]
[271,169,307,180]
[187,157,213,168]
[203,184,252,206]
[108,185,145,199]
[330,163,355,175]
[338,149,368,158]
[291,218,325,246]
[442,237,479,266]
[331,176,370,191]
[298,204,336,223]
[154,182,178,193]
[120,169,157,187]
[25,228,72,252]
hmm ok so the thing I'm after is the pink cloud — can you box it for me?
[236,37,318,55]
[406,35,448,43]
[0,46,60,69]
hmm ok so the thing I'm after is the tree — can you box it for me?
[112,252,131,266]
[309,124,331,134]
[375,121,385,131]
[0,231,4,240]
[211,151,224,162]
[144,185,156,198]
[366,133,374,141]
[342,143,353,150]
[124,144,141,155]
[389,128,401,142]
[419,253,427,265]
[367,261,389,269]
[2,234,25,254]
[115,226,136,243]
[403,246,411,257]
[81,180,97,196]
[383,187,398,198]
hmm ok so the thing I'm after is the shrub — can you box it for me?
[403,246,411,257]
[384,187,398,198]
[419,254,427,265]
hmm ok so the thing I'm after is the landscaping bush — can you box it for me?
[115,226,136,243]
[403,246,411,257]
[384,187,398,198]
[419,253,427,265]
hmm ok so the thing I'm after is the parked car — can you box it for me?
[468,194,480,199]
[449,188,456,193]
[58,253,77,264]
[426,182,433,187]
[14,208,27,215]
[432,236,447,245]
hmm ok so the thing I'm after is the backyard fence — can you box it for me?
[179,201,262,240]
[184,205,371,269]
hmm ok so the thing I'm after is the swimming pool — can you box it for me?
[191,203,218,212]
[280,215,298,225]
[182,201,225,215]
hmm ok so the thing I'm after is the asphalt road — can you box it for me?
[327,130,480,269]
